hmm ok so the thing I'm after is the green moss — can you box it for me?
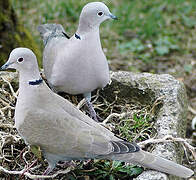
[138,77,163,89]
[16,25,42,66]
[0,0,41,66]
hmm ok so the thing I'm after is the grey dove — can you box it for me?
[0,47,194,178]
[38,2,118,122]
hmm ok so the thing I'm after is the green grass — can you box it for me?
[65,160,143,179]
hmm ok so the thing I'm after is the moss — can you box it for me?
[0,0,41,66]
[137,77,163,89]
[16,25,42,66]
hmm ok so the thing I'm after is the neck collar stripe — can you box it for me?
[75,33,81,40]
[29,78,43,85]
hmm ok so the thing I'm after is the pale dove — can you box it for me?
[0,48,194,178]
[38,2,118,122]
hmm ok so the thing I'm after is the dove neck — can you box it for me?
[19,69,41,86]
[77,19,100,35]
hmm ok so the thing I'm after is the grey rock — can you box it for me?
[101,71,188,180]
[134,170,168,180]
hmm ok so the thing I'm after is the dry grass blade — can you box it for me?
[0,166,72,179]
[138,135,196,161]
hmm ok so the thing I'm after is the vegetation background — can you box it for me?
[0,0,195,179]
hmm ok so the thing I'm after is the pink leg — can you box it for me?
[43,165,54,175]
[35,165,54,180]
[19,147,27,164]
[20,159,38,179]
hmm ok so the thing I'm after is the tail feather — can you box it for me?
[110,150,194,178]
[37,24,69,46]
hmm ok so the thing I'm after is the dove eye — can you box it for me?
[17,57,24,63]
[97,11,104,16]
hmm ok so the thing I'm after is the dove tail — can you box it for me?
[37,24,69,46]
[110,150,194,178]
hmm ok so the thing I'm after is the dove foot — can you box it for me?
[83,92,102,122]
[85,100,101,122]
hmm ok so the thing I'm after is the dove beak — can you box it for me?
[0,61,13,70]
[109,13,118,20]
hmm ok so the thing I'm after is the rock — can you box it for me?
[101,71,188,180]
[135,170,168,180]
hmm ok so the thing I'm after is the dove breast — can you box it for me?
[46,30,110,94]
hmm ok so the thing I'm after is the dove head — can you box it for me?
[77,2,117,33]
[1,48,39,72]
[1,48,41,83]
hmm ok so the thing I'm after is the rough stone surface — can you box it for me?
[134,170,168,180]
[101,71,188,180]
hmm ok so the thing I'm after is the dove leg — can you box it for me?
[42,162,55,176]
[19,147,27,164]
[83,92,101,122]
[36,164,54,180]
[20,159,38,179]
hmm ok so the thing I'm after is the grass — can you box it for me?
[68,160,143,179]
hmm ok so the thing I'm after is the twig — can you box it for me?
[0,123,14,129]
[138,135,196,160]
[188,106,196,115]
[149,96,164,114]
[20,159,38,179]
[91,89,100,104]
[1,77,18,99]
[191,116,196,130]
[101,112,128,126]
[0,109,6,120]
[77,98,86,109]
[0,97,11,107]
[77,90,101,110]
[0,166,72,179]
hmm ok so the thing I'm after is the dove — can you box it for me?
[38,2,118,122]
[0,47,194,178]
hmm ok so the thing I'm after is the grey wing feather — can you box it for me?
[37,23,69,46]
[40,27,69,83]
[110,141,140,154]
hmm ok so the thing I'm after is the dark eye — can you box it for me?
[17,57,24,63]
[98,11,103,16]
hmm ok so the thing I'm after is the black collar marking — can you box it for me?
[75,33,81,40]
[29,78,43,85]
[62,31,70,39]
